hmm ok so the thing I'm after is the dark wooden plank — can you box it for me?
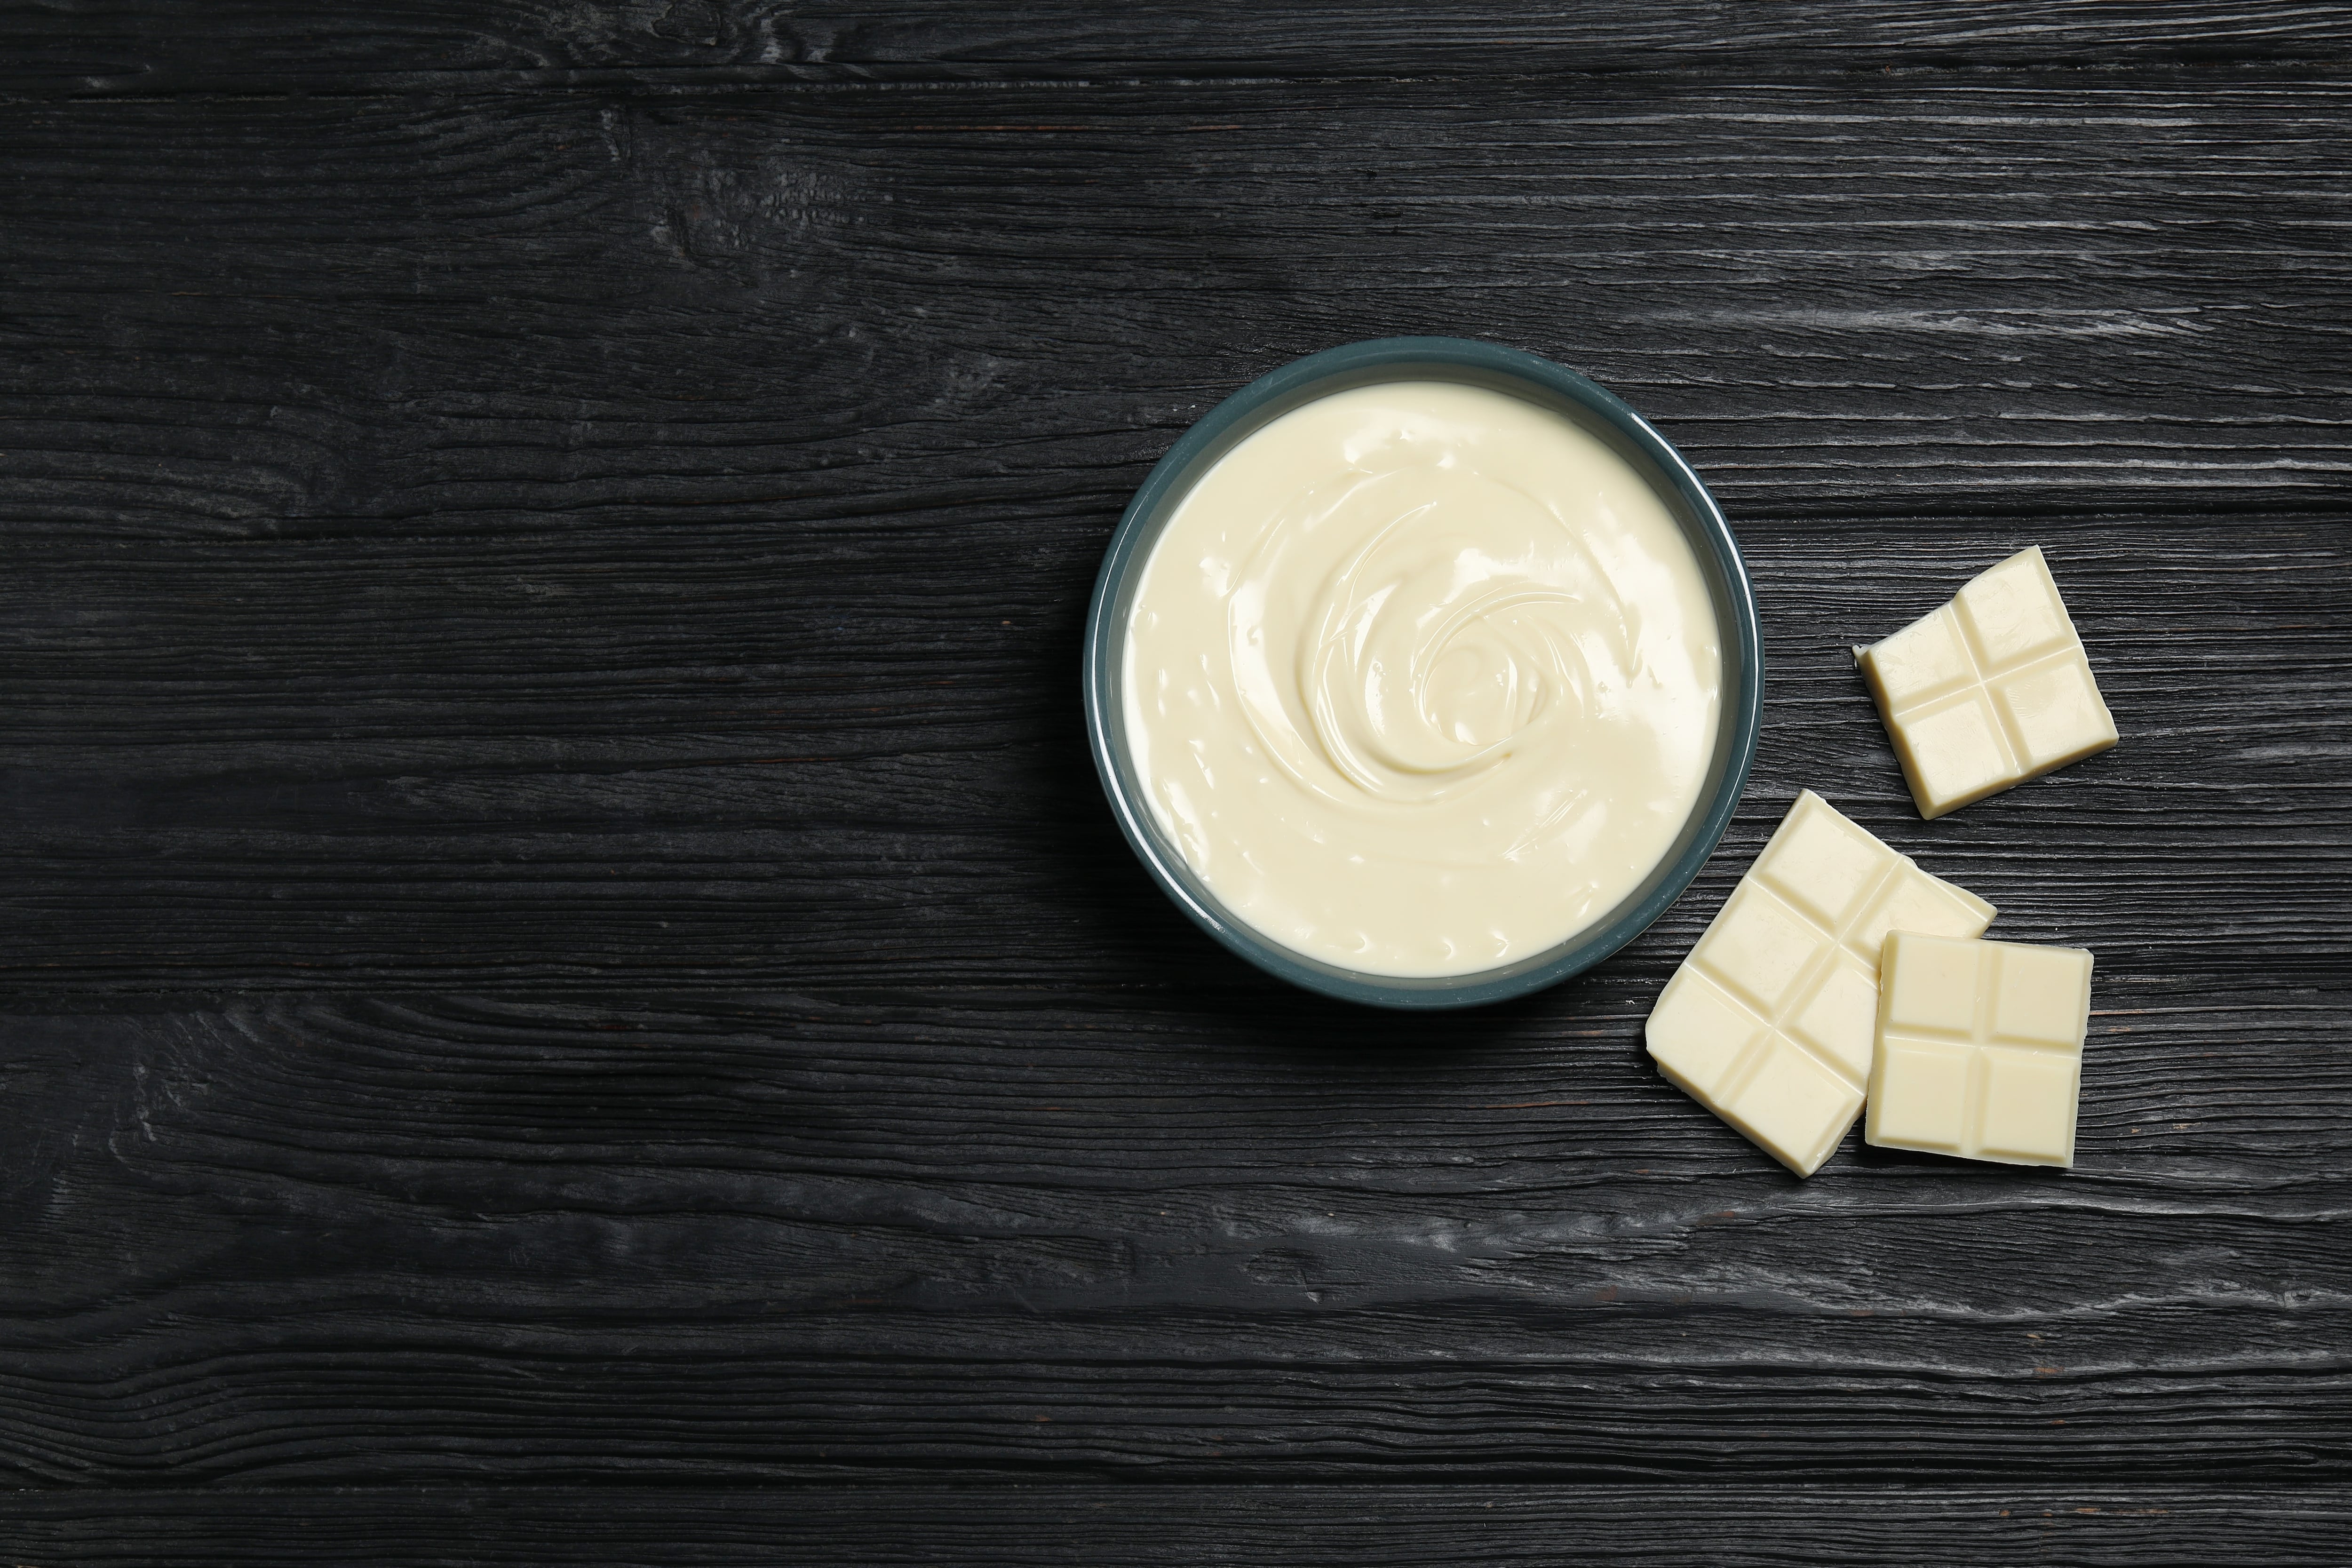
[9,1,2352,94]
[0,987,2339,1482]
[1,513,2340,992]
[5,81,2347,534]
[1,1484,2348,1566]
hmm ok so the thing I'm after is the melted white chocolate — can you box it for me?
[1122,380,1723,978]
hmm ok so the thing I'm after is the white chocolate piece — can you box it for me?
[1866,931,2094,1168]
[1857,546,2117,820]
[1645,791,1995,1177]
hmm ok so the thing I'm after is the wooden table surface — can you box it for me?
[3,4,2349,1561]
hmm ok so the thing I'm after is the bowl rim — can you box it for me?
[1081,336,1762,1009]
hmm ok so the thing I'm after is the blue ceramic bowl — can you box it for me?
[1083,337,1761,1008]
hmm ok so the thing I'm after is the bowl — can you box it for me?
[1082,336,1761,1008]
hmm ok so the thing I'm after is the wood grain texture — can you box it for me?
[1,78,2346,992]
[0,1485,2347,1566]
[0,0,2349,1544]
[9,1,2352,94]
[0,984,2340,1482]
[4,80,2347,534]
[0,514,2344,991]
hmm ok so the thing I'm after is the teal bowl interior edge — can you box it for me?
[1082,337,1763,1009]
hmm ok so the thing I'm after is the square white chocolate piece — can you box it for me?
[1856,546,2118,819]
[1645,790,1995,1177]
[1865,931,2095,1168]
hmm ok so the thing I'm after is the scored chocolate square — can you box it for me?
[1865,931,2096,1168]
[1856,546,2118,820]
[1645,791,1995,1177]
